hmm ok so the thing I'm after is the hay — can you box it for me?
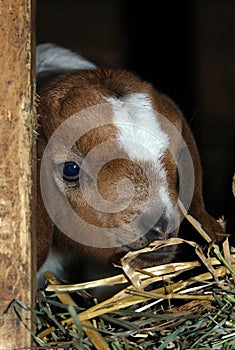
[10,198,235,349]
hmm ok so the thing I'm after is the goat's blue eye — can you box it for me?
[62,162,80,182]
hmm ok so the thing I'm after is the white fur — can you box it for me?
[106,93,169,165]
[158,185,176,232]
[106,93,174,229]
[36,43,96,76]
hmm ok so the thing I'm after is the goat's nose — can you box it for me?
[125,214,178,251]
[155,215,169,232]
[146,215,177,241]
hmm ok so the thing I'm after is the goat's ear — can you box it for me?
[180,117,223,241]
[153,91,223,241]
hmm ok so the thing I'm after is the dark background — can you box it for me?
[36,0,235,226]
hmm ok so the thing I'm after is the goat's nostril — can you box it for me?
[148,215,175,241]
[148,229,169,241]
[154,215,178,237]
[155,216,169,233]
[152,230,169,240]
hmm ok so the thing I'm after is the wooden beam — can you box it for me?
[0,0,36,348]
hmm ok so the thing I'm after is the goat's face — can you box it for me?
[38,69,190,269]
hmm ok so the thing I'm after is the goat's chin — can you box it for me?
[127,245,178,269]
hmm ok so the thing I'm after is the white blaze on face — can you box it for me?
[105,93,169,164]
[105,93,176,231]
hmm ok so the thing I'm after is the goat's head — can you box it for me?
[37,68,220,274]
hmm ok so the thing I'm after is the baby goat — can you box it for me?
[36,44,222,292]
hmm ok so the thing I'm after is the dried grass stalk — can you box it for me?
[16,189,235,348]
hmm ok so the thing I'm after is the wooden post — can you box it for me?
[0,0,36,349]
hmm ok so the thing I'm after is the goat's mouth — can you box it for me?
[113,226,179,268]
[127,223,178,249]
[127,244,179,268]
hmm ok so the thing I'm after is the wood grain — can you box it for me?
[0,0,36,348]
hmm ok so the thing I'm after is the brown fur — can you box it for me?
[37,69,223,282]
